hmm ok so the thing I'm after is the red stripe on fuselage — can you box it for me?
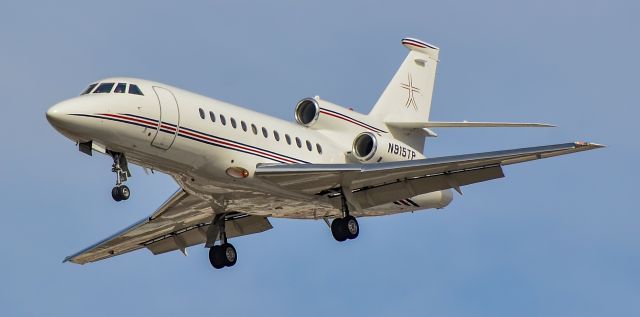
[100,113,161,129]
[102,113,299,164]
[319,110,383,133]
[177,128,298,164]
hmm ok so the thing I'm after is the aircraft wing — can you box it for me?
[387,121,555,128]
[255,142,603,209]
[64,190,272,264]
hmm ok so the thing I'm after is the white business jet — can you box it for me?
[46,38,602,269]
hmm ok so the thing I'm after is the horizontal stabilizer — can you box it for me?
[387,121,555,128]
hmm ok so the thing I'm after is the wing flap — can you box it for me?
[145,215,272,255]
[347,165,505,209]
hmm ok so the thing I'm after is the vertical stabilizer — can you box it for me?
[369,38,440,152]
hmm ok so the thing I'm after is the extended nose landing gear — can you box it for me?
[208,214,237,269]
[111,185,130,202]
[110,152,131,201]
[330,191,360,242]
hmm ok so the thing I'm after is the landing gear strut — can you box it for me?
[208,215,237,269]
[331,190,360,242]
[110,151,131,201]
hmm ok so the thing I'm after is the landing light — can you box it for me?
[226,167,249,178]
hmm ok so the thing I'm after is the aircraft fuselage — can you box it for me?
[46,77,453,219]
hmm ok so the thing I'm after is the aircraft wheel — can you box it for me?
[111,186,122,201]
[220,243,237,267]
[331,218,348,242]
[118,185,130,201]
[343,216,359,240]
[209,246,225,269]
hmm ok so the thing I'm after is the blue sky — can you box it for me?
[1,1,638,316]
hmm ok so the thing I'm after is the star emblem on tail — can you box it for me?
[400,73,420,111]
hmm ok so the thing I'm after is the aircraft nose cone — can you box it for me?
[47,96,105,143]
[46,103,64,126]
[46,99,83,134]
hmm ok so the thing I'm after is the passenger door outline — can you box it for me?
[151,86,180,150]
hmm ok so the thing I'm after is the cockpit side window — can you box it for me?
[81,83,97,95]
[94,83,115,93]
[128,84,144,96]
[114,83,127,93]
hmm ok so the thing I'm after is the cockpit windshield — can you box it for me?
[80,83,97,95]
[94,83,115,93]
[128,84,143,95]
[114,83,126,93]
[80,82,144,96]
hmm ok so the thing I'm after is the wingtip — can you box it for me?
[62,256,81,264]
[527,122,555,127]
[575,141,606,148]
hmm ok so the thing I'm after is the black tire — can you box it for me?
[209,246,225,269]
[343,216,359,240]
[118,185,130,200]
[220,243,237,267]
[112,187,122,201]
[331,218,348,242]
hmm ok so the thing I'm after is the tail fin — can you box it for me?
[369,38,440,123]
[369,38,440,152]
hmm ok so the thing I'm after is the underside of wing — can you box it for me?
[64,190,273,264]
[255,142,603,209]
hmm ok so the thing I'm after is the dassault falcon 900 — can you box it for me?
[46,38,602,269]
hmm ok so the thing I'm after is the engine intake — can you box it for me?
[352,132,378,161]
[294,98,320,126]
[352,132,420,162]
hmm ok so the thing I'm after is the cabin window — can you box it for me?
[285,134,291,145]
[273,130,280,141]
[209,111,216,122]
[241,121,247,132]
[199,108,205,119]
[306,140,312,151]
[230,118,237,129]
[251,124,258,135]
[220,115,226,125]
[81,83,97,95]
[128,84,144,95]
[94,83,114,93]
[262,127,268,138]
[316,143,323,154]
[295,137,302,148]
[114,83,126,93]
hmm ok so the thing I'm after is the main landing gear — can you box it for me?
[331,216,359,241]
[208,215,237,269]
[110,152,131,201]
[209,243,237,269]
[330,190,360,242]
